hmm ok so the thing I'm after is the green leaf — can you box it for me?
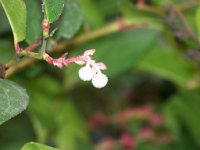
[25,0,42,44]
[120,0,163,19]
[57,0,83,39]
[167,89,200,147]
[26,75,61,142]
[28,93,56,143]
[0,117,35,150]
[0,79,29,125]
[163,102,180,137]
[0,4,11,34]
[84,29,160,77]
[196,6,200,40]
[0,0,26,42]
[43,0,64,23]
[27,75,61,97]
[137,39,195,87]
[64,29,160,88]
[21,142,58,150]
[55,100,90,150]
[94,0,121,17]
[0,40,14,64]
[78,0,105,28]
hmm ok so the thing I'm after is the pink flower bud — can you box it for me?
[87,113,108,128]
[120,133,136,150]
[42,19,50,30]
[83,49,96,56]
[95,62,107,70]
[139,127,154,140]
[95,138,115,150]
[150,114,164,126]
[44,48,108,88]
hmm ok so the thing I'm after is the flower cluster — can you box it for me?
[44,49,108,88]
[88,105,172,150]
[78,50,108,88]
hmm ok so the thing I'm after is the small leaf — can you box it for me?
[57,0,83,39]
[0,0,26,42]
[25,0,42,44]
[44,0,64,23]
[21,142,58,150]
[0,79,29,125]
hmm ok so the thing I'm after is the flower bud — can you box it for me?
[42,19,50,30]
[79,66,95,81]
[92,73,108,88]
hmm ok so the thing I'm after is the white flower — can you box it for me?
[77,49,108,88]
[78,65,95,81]
[92,73,108,88]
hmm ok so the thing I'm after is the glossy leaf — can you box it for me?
[0,79,29,125]
[0,0,26,42]
[21,142,58,150]
[43,0,64,23]
[57,0,83,38]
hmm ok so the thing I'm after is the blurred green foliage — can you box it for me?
[1,0,200,150]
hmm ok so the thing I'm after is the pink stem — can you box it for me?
[26,38,42,52]
[14,43,21,53]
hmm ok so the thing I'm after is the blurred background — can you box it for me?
[1,0,200,149]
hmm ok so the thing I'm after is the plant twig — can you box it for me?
[177,0,199,11]
[136,0,199,14]
[6,58,37,77]
[26,38,42,52]
[41,1,49,56]
[6,19,151,77]
[41,19,50,55]
[172,5,198,42]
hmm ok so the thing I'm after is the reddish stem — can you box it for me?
[137,0,146,8]
[118,20,137,31]
[65,56,87,64]
[26,38,42,52]
[14,43,21,53]
[45,54,87,69]
[42,19,50,31]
